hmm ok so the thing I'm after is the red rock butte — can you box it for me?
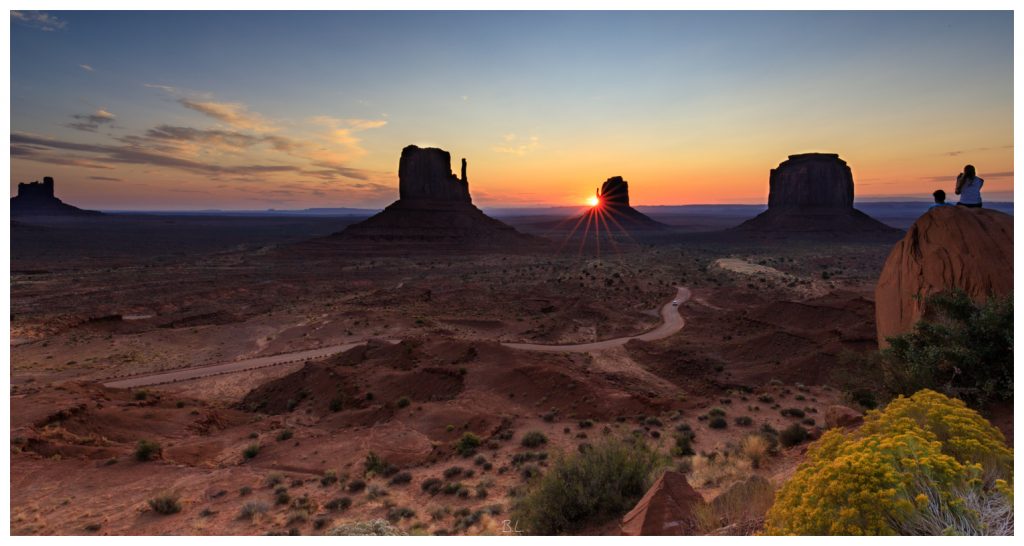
[875,206,1013,347]
[329,145,541,249]
[734,153,899,237]
[10,176,100,216]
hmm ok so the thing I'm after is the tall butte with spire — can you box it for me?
[328,145,541,249]
[10,176,101,216]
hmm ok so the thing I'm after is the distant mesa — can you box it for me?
[331,145,542,248]
[875,206,1013,348]
[10,176,101,216]
[580,176,666,231]
[733,153,899,236]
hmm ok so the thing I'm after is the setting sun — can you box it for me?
[587,196,601,207]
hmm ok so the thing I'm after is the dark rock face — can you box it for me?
[11,177,100,216]
[332,145,542,250]
[734,153,899,237]
[767,153,853,210]
[577,176,664,231]
[599,176,631,207]
[397,145,470,203]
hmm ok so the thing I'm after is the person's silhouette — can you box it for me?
[930,189,953,209]
[955,164,984,208]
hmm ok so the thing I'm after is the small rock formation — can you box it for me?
[875,206,1013,348]
[10,176,100,216]
[332,145,540,248]
[734,153,899,237]
[571,176,665,233]
[620,471,703,536]
[824,405,864,429]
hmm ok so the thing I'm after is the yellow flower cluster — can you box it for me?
[764,390,1012,535]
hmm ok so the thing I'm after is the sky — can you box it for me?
[9,10,1014,210]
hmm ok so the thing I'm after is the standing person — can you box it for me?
[955,164,984,208]
[930,189,953,209]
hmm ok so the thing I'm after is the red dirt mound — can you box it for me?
[875,206,1013,347]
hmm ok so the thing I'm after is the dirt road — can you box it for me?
[502,286,690,353]
[102,341,372,389]
[102,287,689,388]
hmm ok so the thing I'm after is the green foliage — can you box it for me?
[148,494,181,515]
[511,436,666,535]
[455,432,482,456]
[765,389,1013,535]
[882,290,1012,406]
[521,431,548,448]
[242,443,260,459]
[778,424,807,447]
[276,429,293,442]
[135,439,162,462]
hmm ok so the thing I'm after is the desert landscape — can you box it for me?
[8,8,1014,538]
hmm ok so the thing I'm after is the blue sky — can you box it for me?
[10,10,1014,209]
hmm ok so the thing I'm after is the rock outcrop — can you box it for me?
[734,153,899,237]
[824,405,864,429]
[332,145,541,249]
[10,177,100,216]
[397,145,470,203]
[573,176,665,232]
[620,471,703,536]
[875,206,1013,347]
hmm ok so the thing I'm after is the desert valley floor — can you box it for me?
[8,212,1012,535]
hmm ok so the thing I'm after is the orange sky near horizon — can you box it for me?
[10,11,1014,210]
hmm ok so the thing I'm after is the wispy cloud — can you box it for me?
[941,145,1013,157]
[79,64,94,72]
[493,134,540,156]
[919,170,1013,182]
[66,109,116,132]
[179,99,276,131]
[11,11,67,32]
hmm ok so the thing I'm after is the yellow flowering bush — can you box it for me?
[765,390,1012,535]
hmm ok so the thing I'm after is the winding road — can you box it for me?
[501,286,690,353]
[102,286,690,389]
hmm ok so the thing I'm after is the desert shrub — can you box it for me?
[708,416,728,429]
[240,501,268,521]
[396,396,411,408]
[443,466,464,478]
[239,486,252,496]
[849,388,879,409]
[778,424,807,447]
[881,290,1012,406]
[578,419,594,429]
[324,497,352,511]
[694,475,775,533]
[511,436,665,534]
[320,470,338,486]
[135,440,162,461]
[421,478,443,495]
[387,506,416,522]
[276,429,293,442]
[708,407,726,417]
[765,389,1013,535]
[264,473,283,487]
[455,432,482,456]
[327,519,407,536]
[672,433,695,457]
[347,479,366,493]
[688,452,752,488]
[521,431,548,448]
[364,451,389,475]
[148,494,181,515]
[389,471,412,485]
[242,443,260,459]
[740,434,769,469]
[734,416,753,427]
[780,407,805,418]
